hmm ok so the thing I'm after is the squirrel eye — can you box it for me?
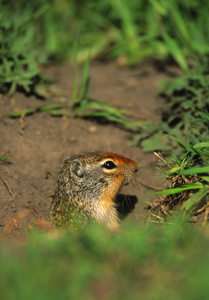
[102,160,117,169]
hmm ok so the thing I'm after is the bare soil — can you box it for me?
[0,61,170,240]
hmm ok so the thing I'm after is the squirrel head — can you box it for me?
[62,151,138,196]
[51,151,138,230]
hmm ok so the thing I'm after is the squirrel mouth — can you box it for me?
[123,180,131,187]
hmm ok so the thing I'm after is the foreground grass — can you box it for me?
[1,220,209,300]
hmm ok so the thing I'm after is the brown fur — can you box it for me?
[49,151,138,230]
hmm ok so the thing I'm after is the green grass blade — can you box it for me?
[166,135,196,153]
[38,104,62,112]
[75,98,128,116]
[166,166,183,175]
[162,32,188,71]
[193,142,209,148]
[156,182,204,196]
[179,166,209,176]
[111,0,139,55]
[4,104,62,118]
[168,1,192,48]
[76,29,117,63]
[183,187,208,211]
[166,135,209,157]
[71,38,79,105]
[43,7,57,54]
[76,111,137,130]
[0,155,11,160]
[78,53,90,100]
[196,109,209,121]
[51,110,71,117]
[5,108,37,117]
[200,176,209,183]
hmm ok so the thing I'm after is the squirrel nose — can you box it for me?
[134,166,139,173]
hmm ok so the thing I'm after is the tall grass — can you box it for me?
[1,0,209,94]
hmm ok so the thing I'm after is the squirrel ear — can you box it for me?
[70,159,85,179]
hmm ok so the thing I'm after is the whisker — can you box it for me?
[135,177,162,191]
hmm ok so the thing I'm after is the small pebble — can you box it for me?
[89,126,97,133]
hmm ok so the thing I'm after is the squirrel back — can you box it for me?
[49,151,138,230]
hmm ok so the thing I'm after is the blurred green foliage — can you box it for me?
[1,0,209,94]
[1,221,209,300]
[0,1,50,94]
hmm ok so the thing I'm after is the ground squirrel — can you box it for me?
[49,151,138,230]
